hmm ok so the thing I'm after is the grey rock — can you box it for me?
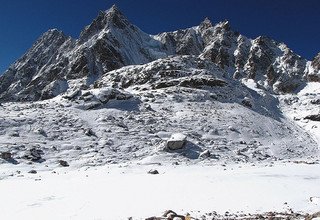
[305,114,320,121]
[84,128,96,137]
[9,131,20,137]
[241,97,253,108]
[58,160,69,167]
[148,169,159,175]
[23,148,44,162]
[166,133,187,150]
[1,152,12,160]
[28,170,37,174]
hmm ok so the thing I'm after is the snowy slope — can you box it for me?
[280,82,320,146]
[0,56,318,169]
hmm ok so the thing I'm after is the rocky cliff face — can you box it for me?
[0,4,318,102]
[0,29,74,101]
[308,53,320,82]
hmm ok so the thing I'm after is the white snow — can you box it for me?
[280,82,320,147]
[0,162,320,219]
[168,133,187,141]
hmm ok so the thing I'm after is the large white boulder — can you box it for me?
[166,133,187,150]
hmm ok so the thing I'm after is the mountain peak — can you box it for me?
[79,5,130,42]
[199,17,213,30]
[215,20,231,31]
[104,5,129,29]
[107,4,121,14]
[42,28,65,37]
[35,28,68,46]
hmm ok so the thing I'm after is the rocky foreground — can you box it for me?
[145,210,320,220]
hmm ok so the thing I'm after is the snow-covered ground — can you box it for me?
[280,82,320,146]
[0,162,320,219]
[0,78,319,219]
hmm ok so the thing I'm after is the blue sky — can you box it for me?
[1,0,320,73]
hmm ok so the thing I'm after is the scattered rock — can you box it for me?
[241,97,253,108]
[28,170,37,174]
[166,133,187,150]
[148,169,159,175]
[84,128,96,136]
[228,126,237,132]
[58,160,69,167]
[145,217,160,220]
[163,210,177,218]
[310,99,320,105]
[306,211,320,220]
[9,131,20,137]
[305,114,320,121]
[1,152,12,160]
[179,77,227,88]
[142,103,153,111]
[162,210,187,220]
[23,148,44,162]
[34,128,47,137]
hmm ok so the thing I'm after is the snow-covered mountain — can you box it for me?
[0,4,319,164]
[0,5,319,102]
[0,5,166,101]
[1,5,320,219]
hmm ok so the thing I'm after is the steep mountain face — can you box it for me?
[155,19,309,93]
[0,5,166,101]
[308,53,320,82]
[0,29,74,101]
[0,4,318,102]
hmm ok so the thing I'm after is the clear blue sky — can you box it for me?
[1,0,320,73]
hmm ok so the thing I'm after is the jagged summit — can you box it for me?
[79,4,130,42]
[34,28,69,45]
[44,28,63,35]
[215,19,231,30]
[106,4,121,14]
[199,17,213,30]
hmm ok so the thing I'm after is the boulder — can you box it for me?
[1,152,12,160]
[9,131,20,137]
[310,99,320,105]
[163,210,177,218]
[148,169,159,175]
[59,160,69,167]
[28,170,37,174]
[241,97,253,108]
[30,148,43,159]
[305,114,320,121]
[34,128,47,137]
[84,128,96,136]
[23,148,44,162]
[166,133,187,150]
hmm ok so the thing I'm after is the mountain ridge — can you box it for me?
[0,5,319,102]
